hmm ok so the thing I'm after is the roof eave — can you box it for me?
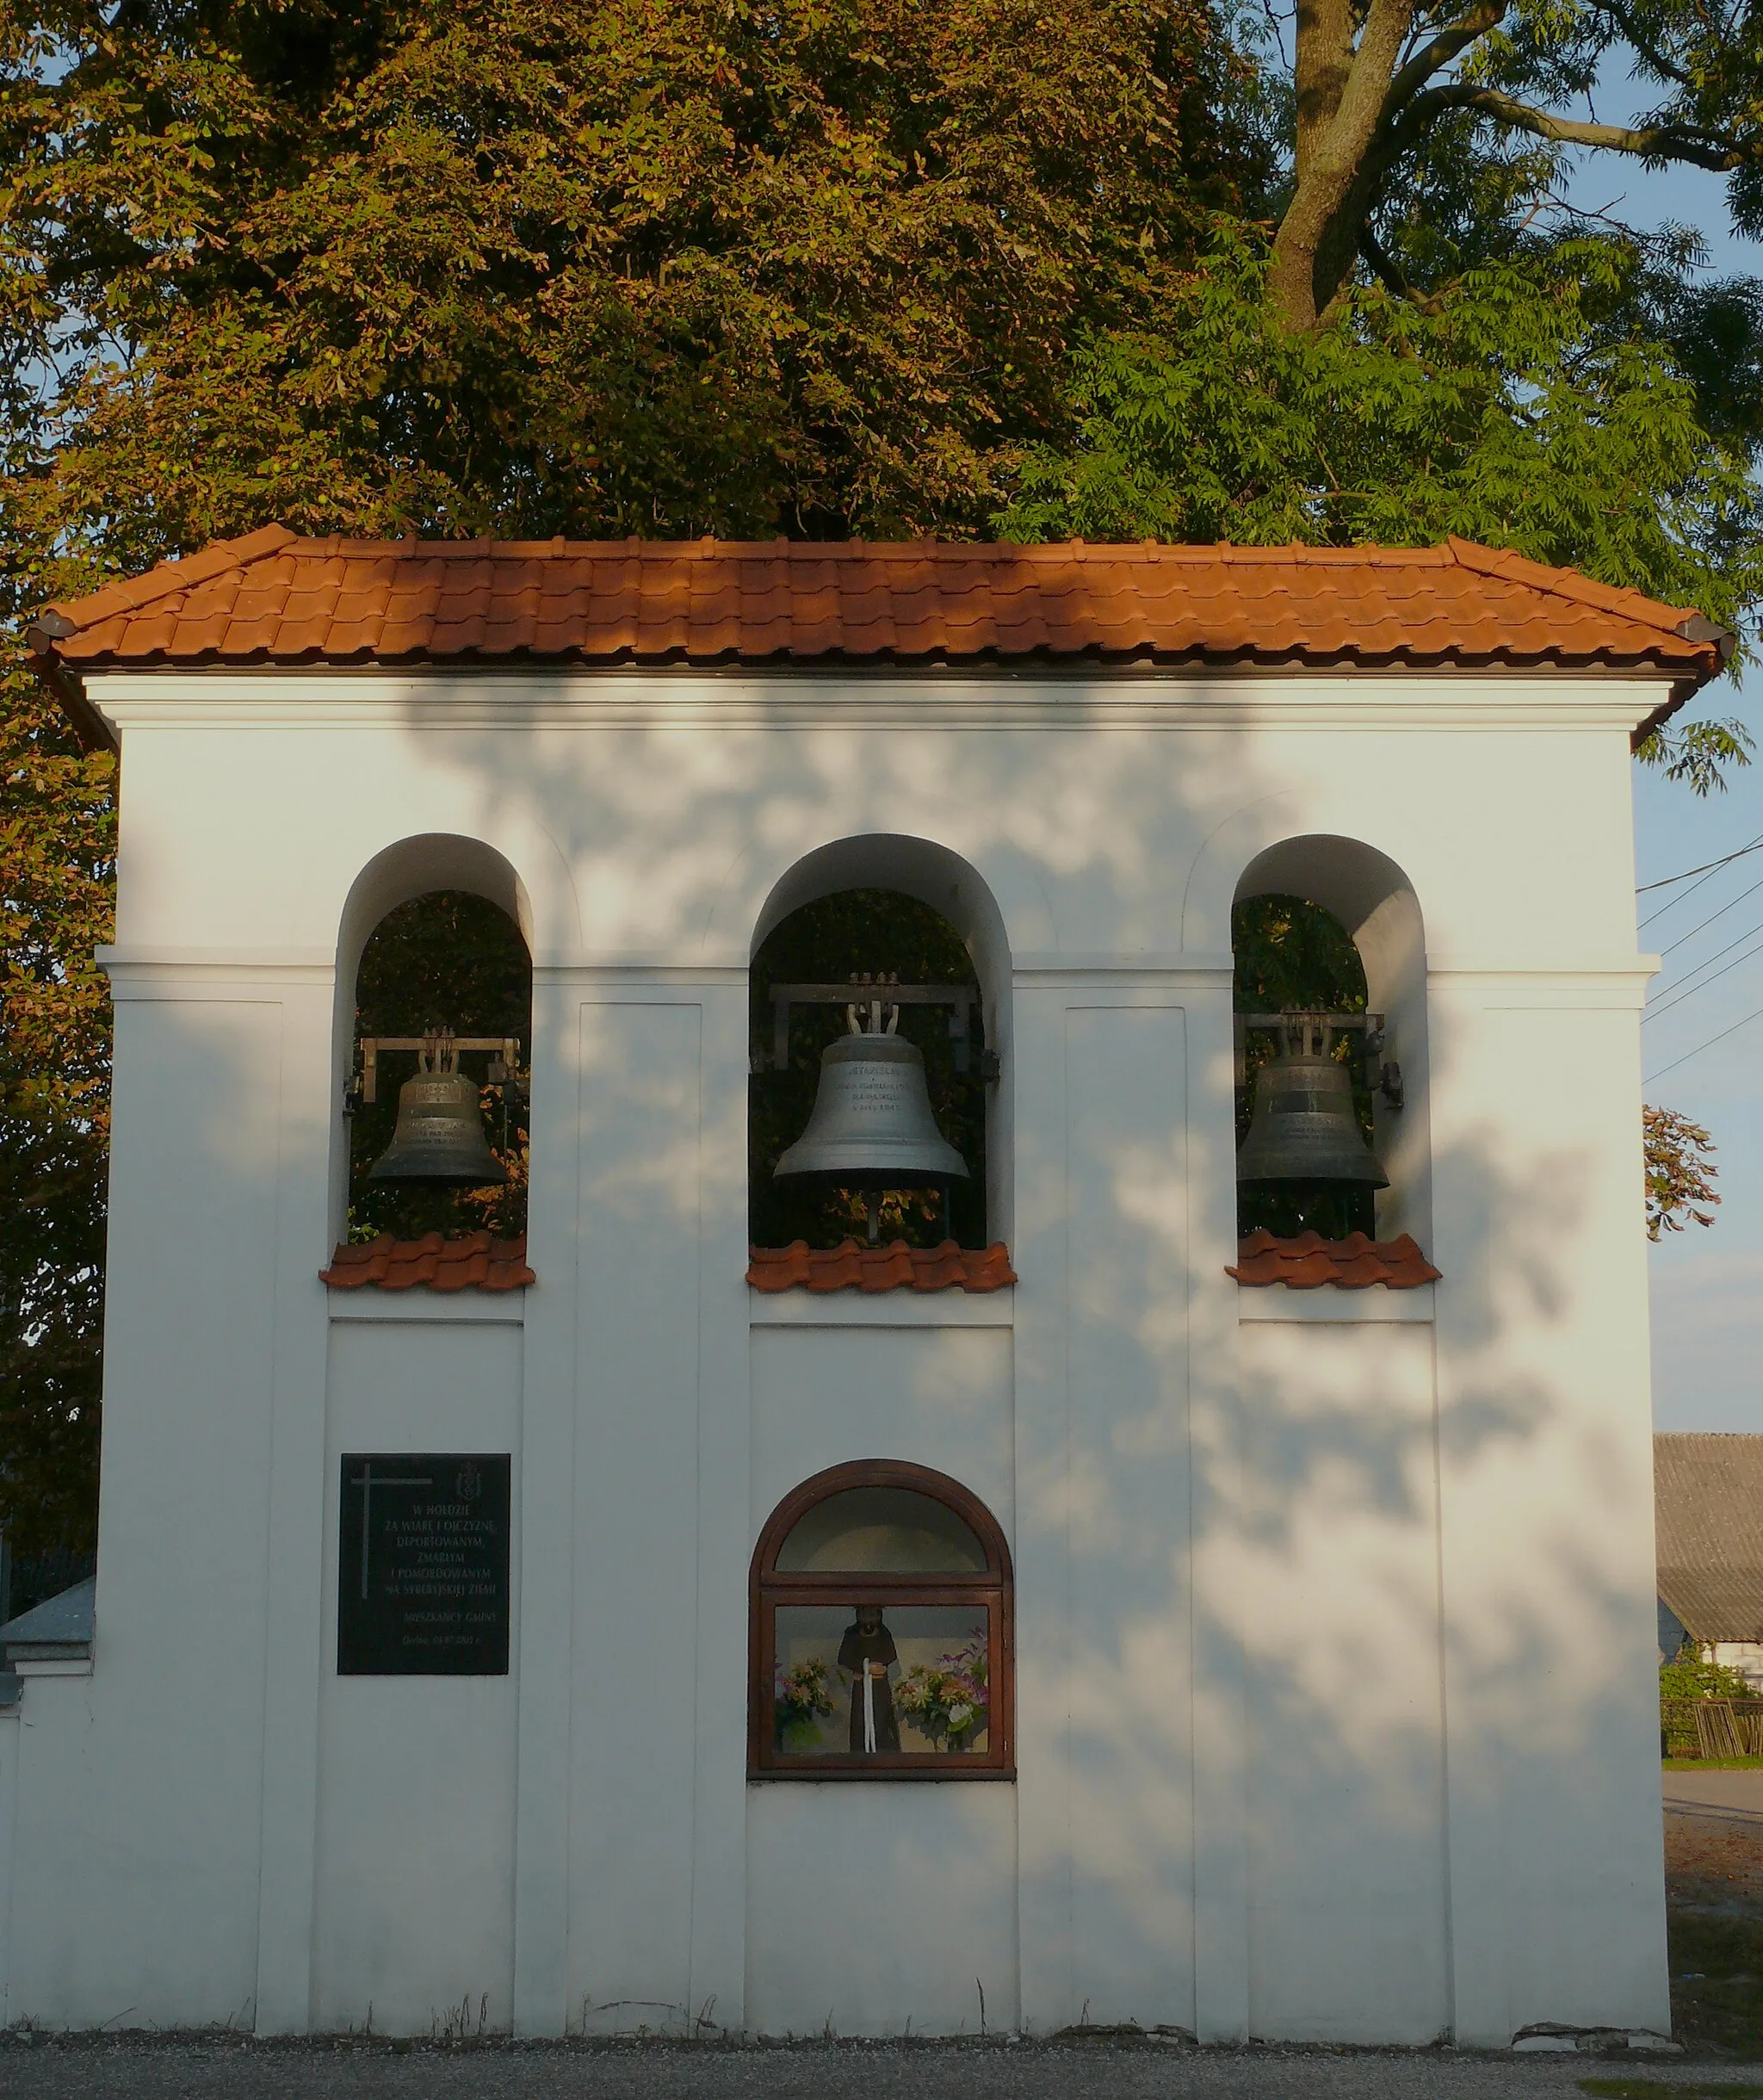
[1629,616,1736,751]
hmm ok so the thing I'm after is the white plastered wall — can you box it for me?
[312,1310,524,2034]
[0,667,1669,2042]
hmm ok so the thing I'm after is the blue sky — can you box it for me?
[1580,154,1763,1429]
[1637,668,1763,1433]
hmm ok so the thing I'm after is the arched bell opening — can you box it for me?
[750,889,989,1251]
[1233,837,1431,1247]
[751,839,1011,1260]
[331,837,534,1248]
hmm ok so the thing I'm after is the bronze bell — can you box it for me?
[1236,1016,1388,1192]
[775,1000,968,1192]
[368,1031,509,1187]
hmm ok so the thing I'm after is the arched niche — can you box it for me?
[1234,835,1431,1245]
[750,835,1013,1247]
[748,1459,1014,1776]
[329,836,535,1245]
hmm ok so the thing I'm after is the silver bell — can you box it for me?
[775,1007,968,1190]
[368,1031,510,1187]
[1236,1017,1387,1191]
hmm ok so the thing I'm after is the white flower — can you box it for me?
[948,1702,972,1728]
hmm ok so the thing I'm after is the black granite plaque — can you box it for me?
[337,1453,510,1676]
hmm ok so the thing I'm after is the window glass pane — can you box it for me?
[774,1487,987,1573]
[773,1603,991,1756]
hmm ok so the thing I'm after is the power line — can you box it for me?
[1638,834,1763,898]
[1648,916,1763,1018]
[1644,928,1763,1025]
[1647,1001,1763,1084]
[1640,834,1763,931]
[1661,871,1763,957]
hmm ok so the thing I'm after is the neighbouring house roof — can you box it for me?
[28,528,1729,752]
[321,1231,535,1292]
[1656,1434,1763,1644]
[747,1241,1018,1294]
[1227,1230,1442,1289]
[0,1575,96,1663]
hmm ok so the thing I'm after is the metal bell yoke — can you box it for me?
[774,998,968,1191]
[368,1029,510,1187]
[1236,1014,1388,1191]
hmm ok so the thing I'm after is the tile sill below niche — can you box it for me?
[748,1241,1016,1329]
[322,1233,531,1322]
[1231,1231,1438,1324]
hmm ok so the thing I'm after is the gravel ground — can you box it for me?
[0,2036,1751,2100]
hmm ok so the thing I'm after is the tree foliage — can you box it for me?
[1002,232,1763,654]
[1002,228,1760,795]
[0,667,111,1557]
[1644,1104,1722,1239]
[1661,1644,1754,1702]
[0,0,1260,553]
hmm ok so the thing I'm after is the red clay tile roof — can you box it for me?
[1228,1230,1441,1289]
[321,1231,534,1292]
[748,1240,1018,1294]
[30,529,1725,747]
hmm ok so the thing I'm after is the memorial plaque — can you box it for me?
[337,1453,510,1676]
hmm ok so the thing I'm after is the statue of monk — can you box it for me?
[837,1605,900,1753]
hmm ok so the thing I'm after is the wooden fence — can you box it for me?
[1661,1697,1763,1759]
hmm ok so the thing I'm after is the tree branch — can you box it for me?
[1597,0,1693,87]
[1403,82,1750,170]
[1378,0,1509,127]
[1359,220,1446,312]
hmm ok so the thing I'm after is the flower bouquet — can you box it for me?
[895,1634,988,1752]
[775,1656,833,1752]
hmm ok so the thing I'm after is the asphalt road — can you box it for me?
[1665,1768,1763,1828]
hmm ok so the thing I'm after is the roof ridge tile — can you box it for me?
[46,524,300,629]
[1444,535,1698,641]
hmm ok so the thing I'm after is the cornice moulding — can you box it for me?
[82,669,1675,739]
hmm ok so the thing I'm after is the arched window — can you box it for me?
[749,1462,1013,1779]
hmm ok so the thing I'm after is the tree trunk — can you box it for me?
[1267,0,1420,334]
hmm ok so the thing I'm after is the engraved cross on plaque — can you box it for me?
[350,1461,433,1599]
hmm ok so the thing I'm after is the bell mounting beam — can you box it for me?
[1234,1011,1403,1110]
[356,1036,523,1105]
[766,984,978,1075]
[1234,1011,1384,1033]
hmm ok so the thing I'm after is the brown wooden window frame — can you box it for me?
[748,1459,1015,1781]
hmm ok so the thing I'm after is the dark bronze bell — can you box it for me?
[368,1031,509,1187]
[775,1004,968,1191]
[1237,1017,1387,1192]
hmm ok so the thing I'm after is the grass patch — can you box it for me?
[1581,2084,1763,2098]
[1665,1759,1763,1771]
[1669,1906,1763,2057]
